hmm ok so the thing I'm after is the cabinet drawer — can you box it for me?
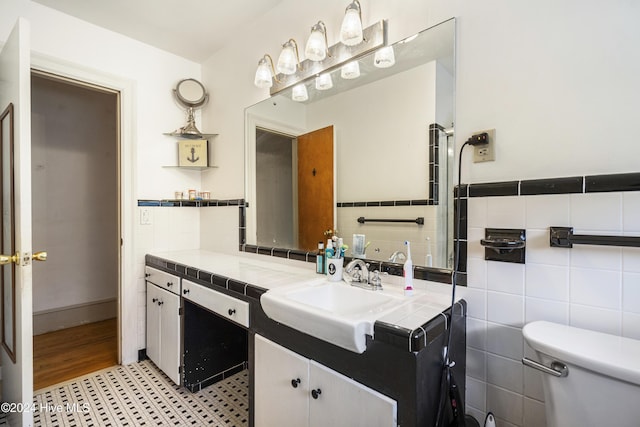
[182,280,249,328]
[145,266,180,295]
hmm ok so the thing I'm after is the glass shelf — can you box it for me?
[162,165,218,171]
[163,132,218,139]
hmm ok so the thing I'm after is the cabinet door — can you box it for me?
[146,282,161,366]
[309,360,397,427]
[160,290,181,385]
[254,335,309,427]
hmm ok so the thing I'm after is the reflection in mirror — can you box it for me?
[245,18,455,269]
[1,102,16,363]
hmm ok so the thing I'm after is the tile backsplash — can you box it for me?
[462,175,640,426]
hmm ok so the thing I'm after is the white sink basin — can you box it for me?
[260,279,407,353]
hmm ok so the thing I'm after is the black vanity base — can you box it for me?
[250,301,466,427]
[183,299,248,392]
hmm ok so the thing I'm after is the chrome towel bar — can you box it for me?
[522,357,569,378]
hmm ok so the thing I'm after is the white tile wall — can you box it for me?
[465,191,639,427]
[135,206,201,350]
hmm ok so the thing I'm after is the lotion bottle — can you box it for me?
[404,241,414,296]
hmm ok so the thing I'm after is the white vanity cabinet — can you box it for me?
[145,267,181,385]
[254,335,397,427]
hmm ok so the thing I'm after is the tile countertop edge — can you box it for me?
[145,249,465,353]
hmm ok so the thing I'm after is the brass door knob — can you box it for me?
[0,253,18,265]
[33,251,47,262]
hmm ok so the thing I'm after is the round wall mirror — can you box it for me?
[174,78,208,108]
[172,78,209,138]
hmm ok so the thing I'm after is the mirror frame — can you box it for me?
[174,78,208,108]
[1,102,16,363]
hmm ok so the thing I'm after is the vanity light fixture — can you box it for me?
[340,0,364,46]
[305,21,330,62]
[374,45,395,68]
[277,39,302,75]
[315,73,333,90]
[292,83,309,101]
[254,54,278,88]
[340,60,360,79]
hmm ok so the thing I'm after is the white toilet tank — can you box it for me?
[523,321,640,427]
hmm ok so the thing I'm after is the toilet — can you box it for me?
[522,321,640,427]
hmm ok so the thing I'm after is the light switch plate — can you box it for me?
[140,208,152,225]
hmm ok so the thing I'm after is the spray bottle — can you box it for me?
[404,240,414,296]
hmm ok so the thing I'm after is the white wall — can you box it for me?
[201,1,640,426]
[0,0,203,362]
[31,75,118,317]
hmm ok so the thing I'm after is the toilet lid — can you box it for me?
[523,321,640,386]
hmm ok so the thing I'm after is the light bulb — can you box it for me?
[315,73,333,91]
[305,22,328,62]
[292,83,308,102]
[374,46,395,68]
[254,57,273,88]
[341,61,360,79]
[340,1,363,46]
[277,40,299,75]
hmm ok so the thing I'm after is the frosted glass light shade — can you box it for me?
[341,61,360,79]
[254,58,273,88]
[277,41,299,75]
[315,73,333,90]
[374,46,395,68]
[340,3,363,46]
[305,23,328,62]
[292,83,308,102]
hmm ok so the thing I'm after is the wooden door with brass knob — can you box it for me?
[0,17,41,426]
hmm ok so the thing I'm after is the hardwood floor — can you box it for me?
[33,318,118,391]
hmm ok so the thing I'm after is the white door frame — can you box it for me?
[31,53,137,365]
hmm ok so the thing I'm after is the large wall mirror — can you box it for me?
[245,18,455,270]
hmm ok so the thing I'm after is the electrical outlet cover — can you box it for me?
[473,129,495,163]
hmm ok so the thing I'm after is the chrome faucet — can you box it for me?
[344,259,383,290]
[345,259,369,283]
[388,251,406,263]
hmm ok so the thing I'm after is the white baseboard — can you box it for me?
[33,298,117,335]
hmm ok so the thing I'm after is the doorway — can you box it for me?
[30,72,119,390]
[254,125,334,252]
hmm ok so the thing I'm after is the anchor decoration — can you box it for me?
[177,139,208,167]
[187,147,200,163]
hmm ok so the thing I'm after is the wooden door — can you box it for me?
[297,126,334,251]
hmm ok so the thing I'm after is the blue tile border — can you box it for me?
[137,198,246,207]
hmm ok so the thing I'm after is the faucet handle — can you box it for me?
[370,270,383,289]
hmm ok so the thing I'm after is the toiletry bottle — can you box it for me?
[404,241,414,296]
[425,237,433,267]
[316,241,325,274]
[325,239,334,274]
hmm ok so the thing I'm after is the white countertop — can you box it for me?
[148,249,458,332]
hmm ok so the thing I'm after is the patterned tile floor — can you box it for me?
[0,360,249,426]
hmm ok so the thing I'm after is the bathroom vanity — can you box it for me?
[144,249,466,427]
